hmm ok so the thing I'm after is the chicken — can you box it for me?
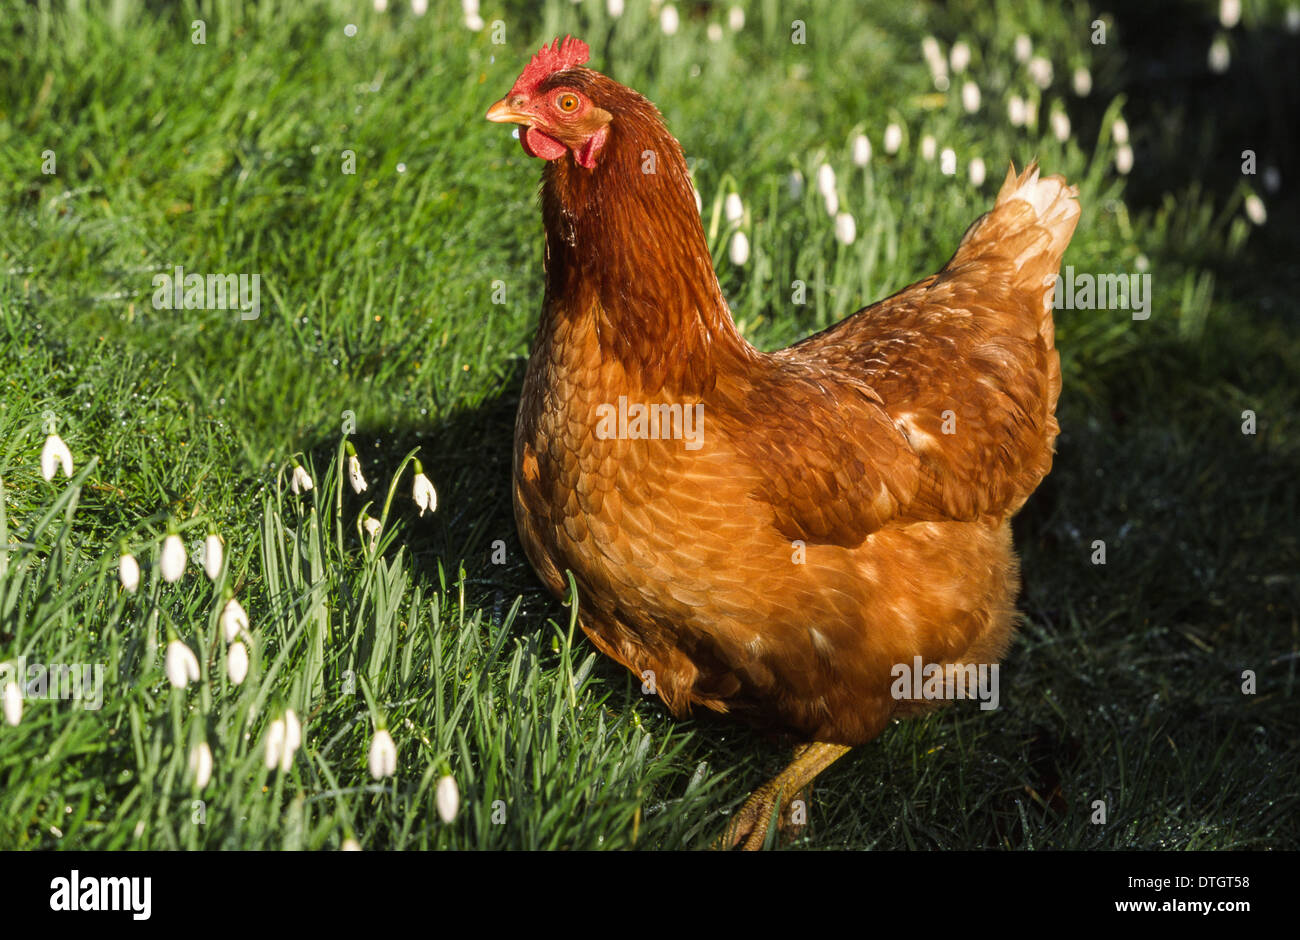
[487,37,1079,849]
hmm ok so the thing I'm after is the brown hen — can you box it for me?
[487,37,1079,849]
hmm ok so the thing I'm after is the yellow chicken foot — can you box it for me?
[718,742,852,850]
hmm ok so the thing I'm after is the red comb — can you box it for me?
[510,35,591,97]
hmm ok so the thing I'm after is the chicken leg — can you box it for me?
[719,742,852,850]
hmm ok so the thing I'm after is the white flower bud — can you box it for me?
[436,775,460,823]
[729,231,750,266]
[724,193,744,223]
[949,41,971,73]
[961,80,980,113]
[1051,110,1071,142]
[1244,194,1266,226]
[190,742,213,789]
[660,4,679,35]
[40,434,73,481]
[1116,144,1134,175]
[119,553,140,593]
[883,123,903,154]
[851,134,871,166]
[1072,66,1092,97]
[160,534,187,583]
[968,157,987,186]
[940,148,957,176]
[3,681,21,726]
[221,597,249,643]
[834,213,856,245]
[165,640,200,689]
[227,641,249,685]
[1014,34,1032,63]
[1028,56,1053,89]
[369,729,398,779]
[203,533,224,580]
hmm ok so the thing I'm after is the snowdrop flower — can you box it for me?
[608,0,624,18]
[961,80,980,113]
[190,742,213,790]
[1111,117,1129,144]
[729,231,750,266]
[728,6,744,31]
[1244,194,1267,226]
[411,0,427,16]
[290,463,314,494]
[707,23,723,42]
[921,37,949,90]
[851,134,871,166]
[3,681,21,726]
[412,461,437,516]
[40,434,72,481]
[346,444,367,494]
[341,838,362,851]
[920,135,937,161]
[221,597,249,643]
[1008,94,1028,127]
[725,193,744,223]
[160,534,187,583]
[436,775,460,823]
[968,157,986,186]
[203,533,224,580]
[1208,35,1230,73]
[284,709,302,764]
[816,163,836,199]
[834,213,856,245]
[465,13,484,31]
[949,41,971,73]
[369,729,398,779]
[1051,110,1071,142]
[1219,0,1241,28]
[267,709,302,772]
[940,148,957,176]
[119,553,140,593]
[461,0,478,14]
[883,123,903,155]
[1116,144,1134,175]
[660,4,679,35]
[787,170,804,199]
[1072,66,1092,97]
[265,718,286,770]
[227,641,249,685]
[374,0,388,11]
[363,514,383,550]
[1014,34,1032,63]
[920,36,941,66]
[1028,56,1053,89]
[165,639,200,689]
[822,189,838,218]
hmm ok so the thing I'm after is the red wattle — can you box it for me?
[522,127,567,161]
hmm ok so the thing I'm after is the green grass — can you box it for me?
[0,0,1296,850]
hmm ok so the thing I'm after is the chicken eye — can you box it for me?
[556,93,580,113]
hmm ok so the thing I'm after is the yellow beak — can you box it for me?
[486,99,531,125]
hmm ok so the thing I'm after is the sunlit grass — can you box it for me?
[0,0,1295,850]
